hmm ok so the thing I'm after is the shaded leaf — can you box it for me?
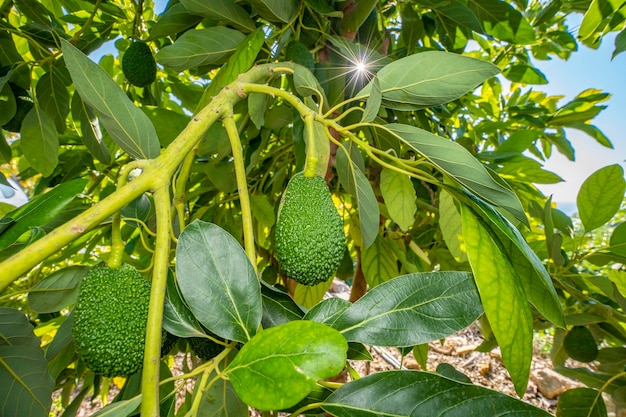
[557,387,607,417]
[226,320,348,411]
[361,235,398,287]
[361,76,381,123]
[461,204,533,396]
[247,0,297,23]
[503,64,548,84]
[380,168,416,231]
[61,39,160,160]
[0,307,54,417]
[261,281,305,329]
[176,221,262,342]
[323,370,551,416]
[28,266,88,313]
[180,0,254,32]
[20,105,58,177]
[577,164,625,232]
[71,93,111,165]
[613,28,626,59]
[35,67,70,133]
[386,123,527,225]
[141,106,190,147]
[163,270,206,338]
[156,27,245,72]
[147,3,203,41]
[314,271,483,347]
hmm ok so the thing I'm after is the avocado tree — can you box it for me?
[1,0,625,416]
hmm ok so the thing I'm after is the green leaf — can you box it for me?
[163,270,206,338]
[613,28,626,59]
[577,164,626,232]
[386,123,527,225]
[610,222,626,256]
[439,190,467,262]
[175,220,262,342]
[195,363,248,417]
[503,65,548,84]
[61,39,160,160]
[496,155,564,184]
[361,235,398,287]
[28,266,88,313]
[436,363,473,384]
[261,281,305,329]
[0,82,16,127]
[147,3,203,41]
[293,279,332,309]
[579,0,626,41]
[0,307,54,417]
[246,0,297,23]
[292,63,327,104]
[156,27,245,72]
[226,320,348,411]
[141,106,190,147]
[35,67,70,133]
[567,122,613,148]
[361,76,381,123]
[315,271,483,347]
[180,0,255,32]
[335,141,379,248]
[557,387,607,417]
[20,104,58,177]
[91,396,143,417]
[380,168,416,231]
[421,0,484,32]
[70,93,111,165]
[461,204,533,396]
[468,0,536,44]
[323,370,551,416]
[359,51,500,110]
[0,179,87,250]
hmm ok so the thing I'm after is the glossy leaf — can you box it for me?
[323,370,551,416]
[361,235,397,287]
[61,39,160,160]
[386,123,527,225]
[180,0,255,32]
[261,281,305,329]
[380,168,416,231]
[0,179,87,250]
[247,0,297,23]
[314,271,483,347]
[469,0,536,44]
[579,0,626,42]
[156,27,245,72]
[20,104,58,177]
[461,204,533,396]
[176,221,262,342]
[335,142,379,248]
[556,387,607,417]
[35,67,70,133]
[577,164,625,232]
[226,320,348,411]
[163,270,206,338]
[0,307,54,417]
[359,51,499,109]
[147,3,203,41]
[28,266,88,313]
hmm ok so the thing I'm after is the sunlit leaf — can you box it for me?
[180,0,255,32]
[35,67,70,133]
[147,3,203,41]
[20,104,58,177]
[226,320,348,411]
[503,64,548,84]
[361,235,398,287]
[557,387,607,417]
[380,168,416,231]
[577,164,625,232]
[469,0,536,44]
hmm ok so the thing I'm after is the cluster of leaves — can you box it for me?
[0,0,625,416]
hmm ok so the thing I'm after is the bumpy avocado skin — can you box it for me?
[189,337,225,361]
[1,84,34,133]
[122,41,156,87]
[72,264,151,377]
[274,173,345,286]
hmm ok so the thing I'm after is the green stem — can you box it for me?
[140,185,172,417]
[173,149,197,229]
[303,114,318,178]
[222,111,258,272]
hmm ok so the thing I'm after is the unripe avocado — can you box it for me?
[189,337,225,361]
[274,172,345,286]
[122,41,156,87]
[1,84,34,133]
[72,264,151,377]
[564,326,598,363]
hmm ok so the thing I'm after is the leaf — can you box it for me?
[163,270,206,338]
[313,271,483,347]
[496,155,564,184]
[141,106,190,147]
[156,27,245,72]
[71,93,111,165]
[292,63,328,105]
[577,164,626,232]
[461,204,533,396]
[335,142,379,248]
[20,104,58,177]
[261,281,305,329]
[613,28,626,59]
[579,0,626,42]
[195,363,248,417]
[380,168,416,231]
[567,122,613,148]
[361,76,381,123]
[323,370,551,416]
[438,190,466,262]
[147,3,203,41]
[175,220,262,342]
[0,179,87,250]
[361,235,398,287]
[436,363,473,384]
[386,123,527,225]
[61,39,160,160]
[226,320,348,411]
[293,278,333,309]
[180,0,255,33]
[503,64,548,84]
[557,387,607,417]
[35,67,70,133]
[0,81,16,127]
[494,130,542,154]
[358,51,500,110]
[28,266,88,313]
[610,222,626,256]
[468,0,536,44]
[91,396,143,417]
[247,0,297,23]
[0,307,54,417]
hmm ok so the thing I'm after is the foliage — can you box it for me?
[0,0,624,416]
